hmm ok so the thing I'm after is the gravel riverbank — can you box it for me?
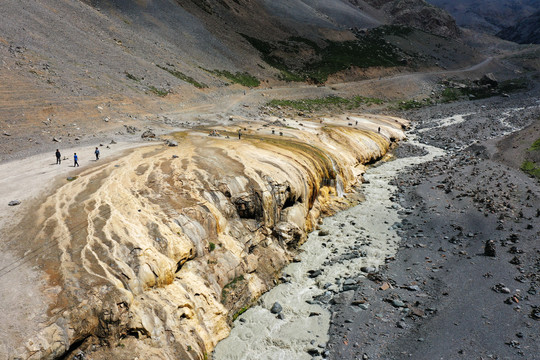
[326,93,540,360]
[211,89,540,360]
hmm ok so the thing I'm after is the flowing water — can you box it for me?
[213,133,445,360]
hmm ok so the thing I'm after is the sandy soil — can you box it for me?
[0,141,150,230]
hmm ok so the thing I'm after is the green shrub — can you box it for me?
[157,65,208,88]
[147,86,168,97]
[267,95,384,111]
[521,160,540,180]
[528,138,540,151]
[125,71,140,82]
[205,69,260,87]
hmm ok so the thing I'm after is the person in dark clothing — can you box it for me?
[95,147,100,160]
[74,153,79,167]
[238,129,242,139]
[55,149,61,165]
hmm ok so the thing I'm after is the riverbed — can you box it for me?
[213,132,446,359]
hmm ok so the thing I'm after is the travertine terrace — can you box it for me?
[0,115,406,359]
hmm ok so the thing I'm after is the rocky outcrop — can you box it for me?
[365,0,461,38]
[1,115,407,359]
[427,0,539,35]
[497,10,540,44]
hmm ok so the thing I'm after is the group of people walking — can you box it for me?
[55,147,100,167]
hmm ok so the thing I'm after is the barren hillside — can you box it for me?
[0,0,477,162]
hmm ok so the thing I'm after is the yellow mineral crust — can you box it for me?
[5,115,407,359]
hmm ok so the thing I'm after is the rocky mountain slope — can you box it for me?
[0,0,473,162]
[497,10,540,44]
[426,0,540,34]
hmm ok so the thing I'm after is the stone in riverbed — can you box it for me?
[318,229,329,236]
[270,302,282,314]
[361,266,376,274]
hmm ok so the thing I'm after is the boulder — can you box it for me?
[478,73,498,87]
[141,130,156,139]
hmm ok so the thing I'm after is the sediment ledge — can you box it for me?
[1,115,407,359]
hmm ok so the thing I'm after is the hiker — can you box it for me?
[74,153,79,167]
[378,127,381,133]
[238,129,242,139]
[95,147,100,160]
[55,149,61,165]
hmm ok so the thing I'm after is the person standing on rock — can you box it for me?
[74,153,79,167]
[95,147,100,160]
[238,129,242,140]
[55,149,61,165]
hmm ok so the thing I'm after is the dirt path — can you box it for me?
[0,141,149,231]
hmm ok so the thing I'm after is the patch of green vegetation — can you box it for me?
[125,71,140,82]
[529,138,540,151]
[521,160,540,180]
[305,37,402,83]
[437,77,529,104]
[267,95,384,112]
[147,86,168,97]
[221,275,245,303]
[440,88,462,102]
[232,306,249,321]
[157,65,208,89]
[241,25,408,83]
[209,242,216,252]
[395,99,434,110]
[203,68,260,87]
[499,78,529,93]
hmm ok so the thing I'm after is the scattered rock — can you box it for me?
[53,137,61,142]
[391,299,406,308]
[167,140,178,147]
[492,283,511,294]
[8,200,21,206]
[361,266,376,274]
[270,302,282,314]
[405,285,420,292]
[125,125,139,134]
[484,240,496,257]
[318,229,329,236]
[141,130,156,139]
